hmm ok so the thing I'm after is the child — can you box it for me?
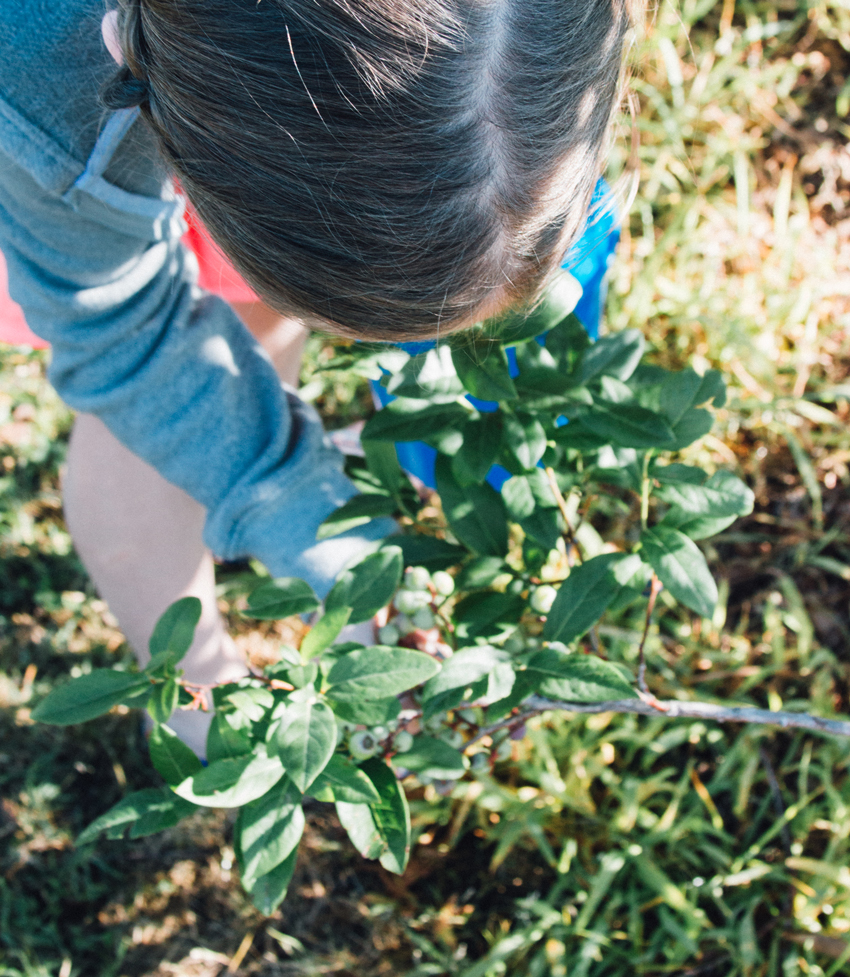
[0,0,639,750]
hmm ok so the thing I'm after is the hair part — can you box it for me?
[102,0,643,341]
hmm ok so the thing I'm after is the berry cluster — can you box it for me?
[377,566,455,654]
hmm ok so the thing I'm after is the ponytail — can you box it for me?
[100,0,151,109]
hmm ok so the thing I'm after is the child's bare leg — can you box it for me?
[62,306,308,753]
[63,413,247,681]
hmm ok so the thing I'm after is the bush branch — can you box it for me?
[464,695,850,750]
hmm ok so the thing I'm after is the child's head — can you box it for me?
[103,0,641,341]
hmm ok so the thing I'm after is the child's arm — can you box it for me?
[0,132,393,598]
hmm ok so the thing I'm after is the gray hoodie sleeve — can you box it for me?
[0,104,393,598]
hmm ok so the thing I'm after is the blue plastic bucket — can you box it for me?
[371,180,619,489]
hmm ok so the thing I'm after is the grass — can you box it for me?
[2,0,850,974]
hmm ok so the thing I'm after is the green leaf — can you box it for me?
[362,400,471,453]
[518,507,564,551]
[309,754,382,804]
[335,801,385,860]
[248,845,299,916]
[272,698,336,792]
[316,494,399,540]
[669,513,738,541]
[551,420,609,453]
[658,369,707,425]
[146,678,179,725]
[383,346,465,402]
[484,270,582,345]
[327,696,401,726]
[596,375,636,405]
[32,670,150,726]
[226,686,275,722]
[650,463,706,485]
[695,369,726,408]
[456,556,505,591]
[148,597,202,666]
[483,661,516,704]
[657,470,754,522]
[592,465,642,493]
[607,560,653,613]
[543,553,644,645]
[206,712,252,762]
[452,340,517,402]
[78,789,196,845]
[435,455,509,556]
[502,469,560,516]
[244,578,321,619]
[326,647,440,702]
[344,455,392,496]
[299,605,352,661]
[452,591,525,641]
[172,746,285,808]
[502,411,547,471]
[526,649,636,701]
[384,535,466,573]
[130,795,196,838]
[640,525,718,618]
[580,330,645,384]
[582,402,675,449]
[667,408,714,450]
[318,345,409,380]
[238,778,305,890]
[362,439,404,497]
[421,645,506,718]
[654,367,726,422]
[452,413,503,485]
[485,670,539,721]
[268,659,318,691]
[361,758,411,875]
[149,722,204,786]
[502,472,563,550]
[325,547,403,625]
[545,312,592,375]
[393,736,469,780]
[515,341,573,396]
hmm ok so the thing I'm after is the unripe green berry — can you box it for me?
[431,571,455,596]
[394,730,414,753]
[395,589,431,615]
[393,613,414,636]
[377,623,400,646]
[349,730,380,760]
[411,606,436,630]
[470,752,489,771]
[440,728,465,750]
[369,725,389,742]
[530,585,558,614]
[495,739,513,761]
[405,566,432,591]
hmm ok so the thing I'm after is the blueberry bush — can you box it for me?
[29,271,779,914]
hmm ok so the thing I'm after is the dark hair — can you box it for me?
[101,0,641,341]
